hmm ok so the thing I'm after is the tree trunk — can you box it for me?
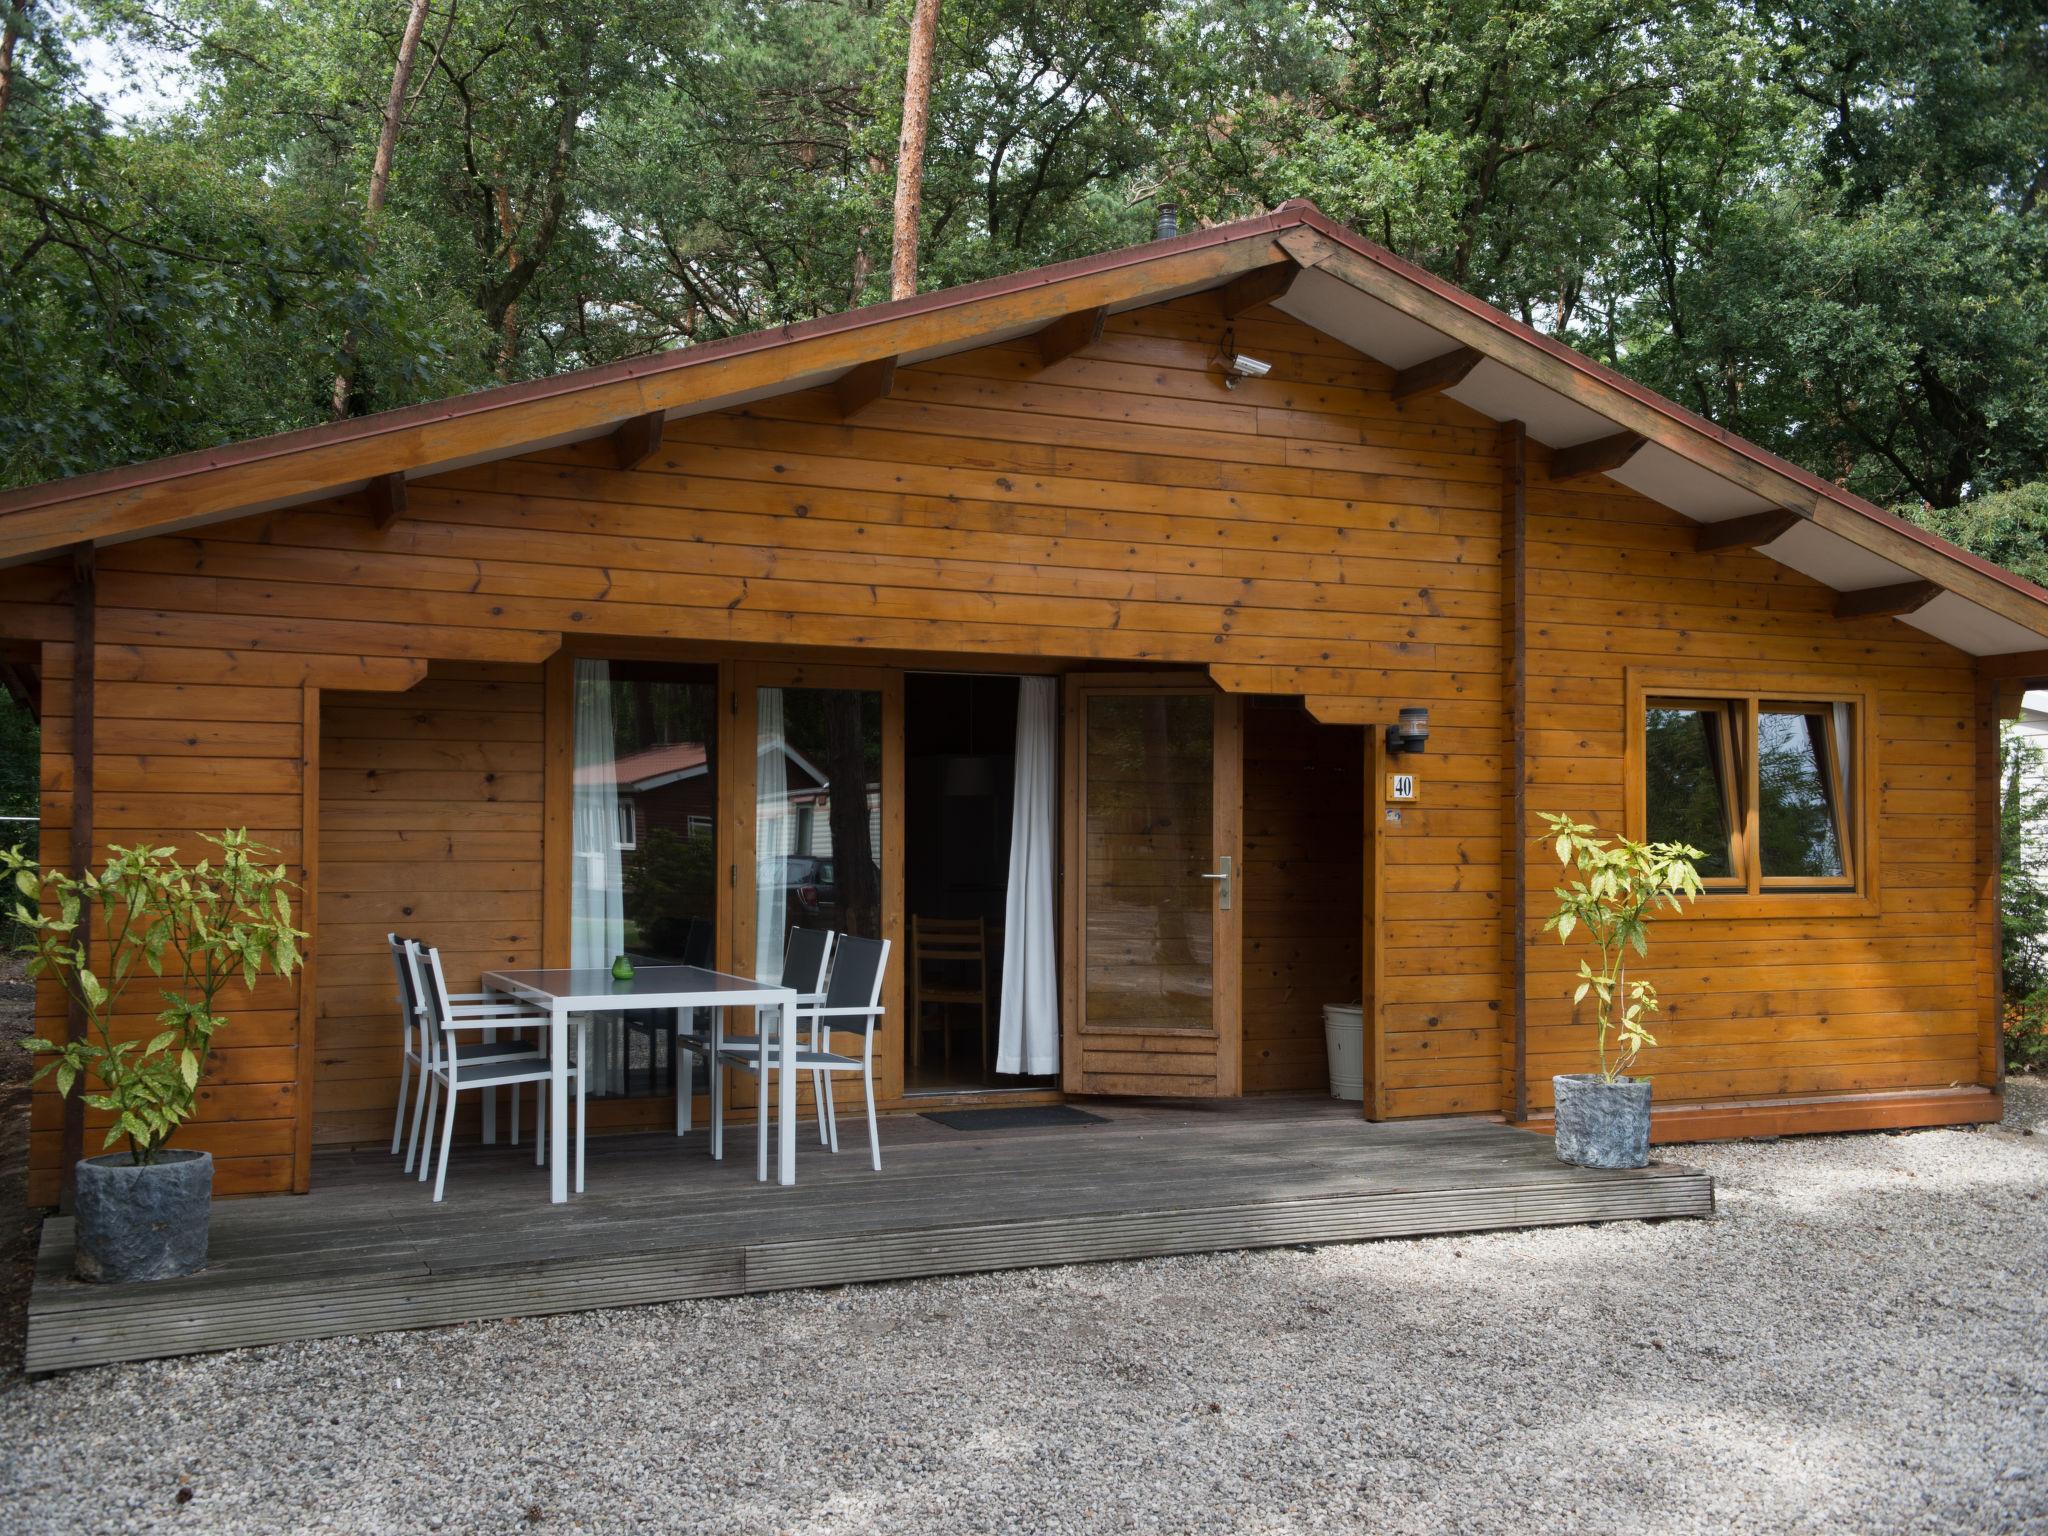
[332,0,433,420]
[0,2,30,127]
[888,0,942,302]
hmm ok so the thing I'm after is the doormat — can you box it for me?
[920,1105,1109,1132]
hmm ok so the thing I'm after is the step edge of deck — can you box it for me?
[23,1172,1713,1375]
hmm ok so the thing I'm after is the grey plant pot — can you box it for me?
[72,1149,212,1283]
[1552,1074,1652,1169]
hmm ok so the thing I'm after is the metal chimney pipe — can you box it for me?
[1153,203,1179,240]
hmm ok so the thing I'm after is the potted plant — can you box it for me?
[4,831,304,1282]
[1536,813,1703,1169]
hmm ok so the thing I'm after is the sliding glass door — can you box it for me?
[733,663,904,1099]
[569,658,721,1097]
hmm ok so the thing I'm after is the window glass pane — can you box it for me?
[1643,704,1736,878]
[757,686,884,981]
[1757,707,1846,878]
[572,660,719,1098]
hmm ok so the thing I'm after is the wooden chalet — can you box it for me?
[3,200,2042,1225]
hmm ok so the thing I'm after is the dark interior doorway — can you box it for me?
[904,672,1054,1095]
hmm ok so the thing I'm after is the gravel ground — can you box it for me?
[0,1083,2042,1536]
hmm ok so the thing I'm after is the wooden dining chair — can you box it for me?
[909,916,988,1075]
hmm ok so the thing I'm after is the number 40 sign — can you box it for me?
[1385,772,1418,803]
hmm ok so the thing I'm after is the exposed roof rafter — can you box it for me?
[1215,259,1299,319]
[833,355,897,417]
[609,410,667,470]
[1695,508,1807,554]
[366,473,406,531]
[1835,580,1943,621]
[1549,431,1646,484]
[1391,346,1482,402]
[1030,307,1106,368]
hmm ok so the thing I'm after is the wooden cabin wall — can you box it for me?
[1517,473,1984,1107]
[1240,701,1362,1094]
[314,663,546,1148]
[0,292,1998,1196]
[24,637,316,1203]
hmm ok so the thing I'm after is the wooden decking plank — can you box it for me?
[24,1101,1714,1374]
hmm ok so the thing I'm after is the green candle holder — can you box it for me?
[611,953,635,982]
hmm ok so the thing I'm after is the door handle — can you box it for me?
[1198,855,1233,911]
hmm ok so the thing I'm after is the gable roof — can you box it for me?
[4,200,2044,655]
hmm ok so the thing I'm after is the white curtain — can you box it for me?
[997,677,1059,1075]
[572,660,625,1095]
[755,687,789,983]
[572,659,624,970]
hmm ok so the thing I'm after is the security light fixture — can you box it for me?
[1216,327,1272,389]
[1385,706,1430,756]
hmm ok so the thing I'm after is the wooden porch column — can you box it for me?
[60,547,94,1210]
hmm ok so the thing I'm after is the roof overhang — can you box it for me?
[4,201,2045,655]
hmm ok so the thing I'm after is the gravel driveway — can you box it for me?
[2,1082,2043,1536]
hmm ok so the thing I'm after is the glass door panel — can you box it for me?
[1082,693,1215,1034]
[754,684,885,980]
[1063,679,1241,1097]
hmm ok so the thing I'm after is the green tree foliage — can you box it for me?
[0,0,2043,539]
[1906,482,2048,590]
[2000,726,2048,999]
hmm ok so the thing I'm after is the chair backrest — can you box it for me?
[683,915,713,968]
[388,933,422,1039]
[404,941,458,1067]
[823,935,890,1026]
[784,924,836,996]
[911,915,984,975]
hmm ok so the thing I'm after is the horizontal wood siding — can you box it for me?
[314,664,546,1149]
[27,644,309,1203]
[1520,468,1986,1105]
[0,293,1997,1194]
[1241,700,1361,1093]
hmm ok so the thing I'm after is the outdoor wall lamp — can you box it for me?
[1385,706,1430,756]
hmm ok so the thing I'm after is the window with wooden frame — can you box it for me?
[1630,674,1871,909]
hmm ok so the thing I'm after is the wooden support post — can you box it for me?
[1030,307,1106,368]
[1364,729,1387,1121]
[1977,672,2004,1093]
[1695,508,1805,553]
[833,356,897,417]
[366,473,407,531]
[1392,346,1482,402]
[609,410,667,471]
[1548,430,1645,483]
[1834,580,1943,621]
[61,546,94,1210]
[1499,422,1531,1124]
[295,684,319,1193]
[1214,261,1298,319]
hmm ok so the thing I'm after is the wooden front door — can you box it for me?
[1061,676,1242,1096]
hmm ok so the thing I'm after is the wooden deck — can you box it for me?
[25,1099,1713,1374]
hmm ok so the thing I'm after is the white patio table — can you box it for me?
[480,965,801,1200]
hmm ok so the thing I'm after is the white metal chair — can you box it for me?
[387,933,544,1172]
[683,925,834,1142]
[715,935,890,1173]
[407,941,580,1202]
